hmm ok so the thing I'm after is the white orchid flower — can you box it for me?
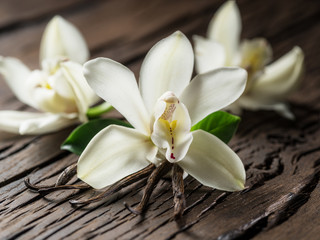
[0,16,99,135]
[193,0,304,119]
[78,31,247,192]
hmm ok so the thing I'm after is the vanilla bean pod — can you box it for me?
[55,162,77,186]
[25,176,91,193]
[24,177,53,192]
[37,183,91,194]
[70,163,156,206]
[172,164,185,219]
[24,162,88,193]
[124,161,173,215]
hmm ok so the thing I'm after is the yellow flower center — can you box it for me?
[38,81,52,89]
[240,39,272,93]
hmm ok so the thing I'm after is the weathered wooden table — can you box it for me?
[0,0,319,239]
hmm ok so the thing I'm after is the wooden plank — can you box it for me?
[0,0,90,29]
[0,0,319,239]
[0,0,220,68]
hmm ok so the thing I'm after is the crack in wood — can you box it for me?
[244,152,283,193]
[0,151,70,188]
[217,168,320,240]
[183,188,214,215]
[39,180,152,239]
[0,137,38,161]
[0,144,12,155]
[198,192,230,218]
[267,134,306,146]
[292,147,320,165]
[163,192,231,240]
[6,225,34,240]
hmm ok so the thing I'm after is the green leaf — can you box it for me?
[61,118,132,155]
[86,102,113,119]
[191,111,240,143]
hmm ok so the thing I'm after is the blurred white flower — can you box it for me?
[0,16,99,135]
[77,31,247,192]
[193,1,304,119]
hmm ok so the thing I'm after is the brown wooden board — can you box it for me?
[0,0,319,239]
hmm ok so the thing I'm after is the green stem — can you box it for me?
[86,102,113,119]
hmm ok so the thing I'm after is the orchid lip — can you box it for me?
[151,91,192,163]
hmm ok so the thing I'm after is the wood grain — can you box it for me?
[0,0,319,239]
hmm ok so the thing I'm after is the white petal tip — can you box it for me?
[276,105,295,120]
[234,179,245,191]
[294,47,304,63]
[49,15,63,25]
[293,46,303,54]
[225,0,236,8]
[83,57,113,74]
[172,30,184,37]
[221,0,239,14]
[168,31,189,43]
[52,15,63,20]
[41,15,89,63]
[221,176,246,192]
[208,0,241,64]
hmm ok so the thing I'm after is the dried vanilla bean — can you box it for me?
[70,163,156,206]
[55,162,77,186]
[124,161,173,215]
[172,164,185,219]
[24,177,90,193]
[37,183,91,194]
[24,162,88,193]
[24,177,54,192]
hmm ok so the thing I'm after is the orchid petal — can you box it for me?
[251,46,304,100]
[178,130,245,191]
[28,70,78,115]
[180,67,247,125]
[207,0,241,65]
[40,16,89,64]
[139,31,194,114]
[238,96,295,120]
[61,61,99,106]
[77,125,157,189]
[240,38,273,70]
[20,113,78,134]
[0,57,36,107]
[193,35,226,74]
[239,38,273,84]
[0,111,77,135]
[60,61,99,122]
[49,68,75,99]
[151,92,193,163]
[84,58,150,135]
[30,61,98,121]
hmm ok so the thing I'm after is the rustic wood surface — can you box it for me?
[0,0,319,239]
